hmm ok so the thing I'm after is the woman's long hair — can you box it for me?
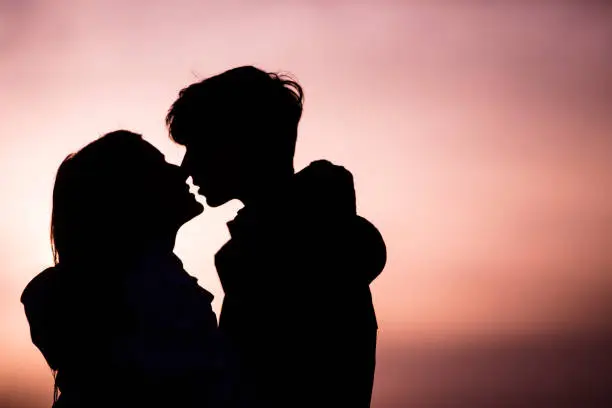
[50,130,154,266]
[49,130,152,404]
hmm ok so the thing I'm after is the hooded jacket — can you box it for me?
[215,160,386,408]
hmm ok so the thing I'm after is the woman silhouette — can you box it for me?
[21,131,234,408]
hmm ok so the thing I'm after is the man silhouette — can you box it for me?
[167,66,386,408]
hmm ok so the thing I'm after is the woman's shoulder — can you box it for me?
[122,254,216,325]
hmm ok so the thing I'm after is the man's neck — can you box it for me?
[240,166,295,210]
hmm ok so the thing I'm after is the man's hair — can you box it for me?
[166,66,304,160]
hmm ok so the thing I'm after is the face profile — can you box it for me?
[50,130,203,264]
[180,131,242,208]
[138,139,204,228]
[167,65,304,207]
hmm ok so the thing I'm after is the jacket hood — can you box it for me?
[293,160,357,217]
[294,160,386,283]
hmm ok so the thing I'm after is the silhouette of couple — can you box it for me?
[21,66,386,408]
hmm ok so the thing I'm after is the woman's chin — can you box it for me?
[188,200,205,218]
[177,201,205,227]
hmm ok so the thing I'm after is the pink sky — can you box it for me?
[1,1,611,406]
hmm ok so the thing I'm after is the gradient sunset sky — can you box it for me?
[1,1,611,406]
